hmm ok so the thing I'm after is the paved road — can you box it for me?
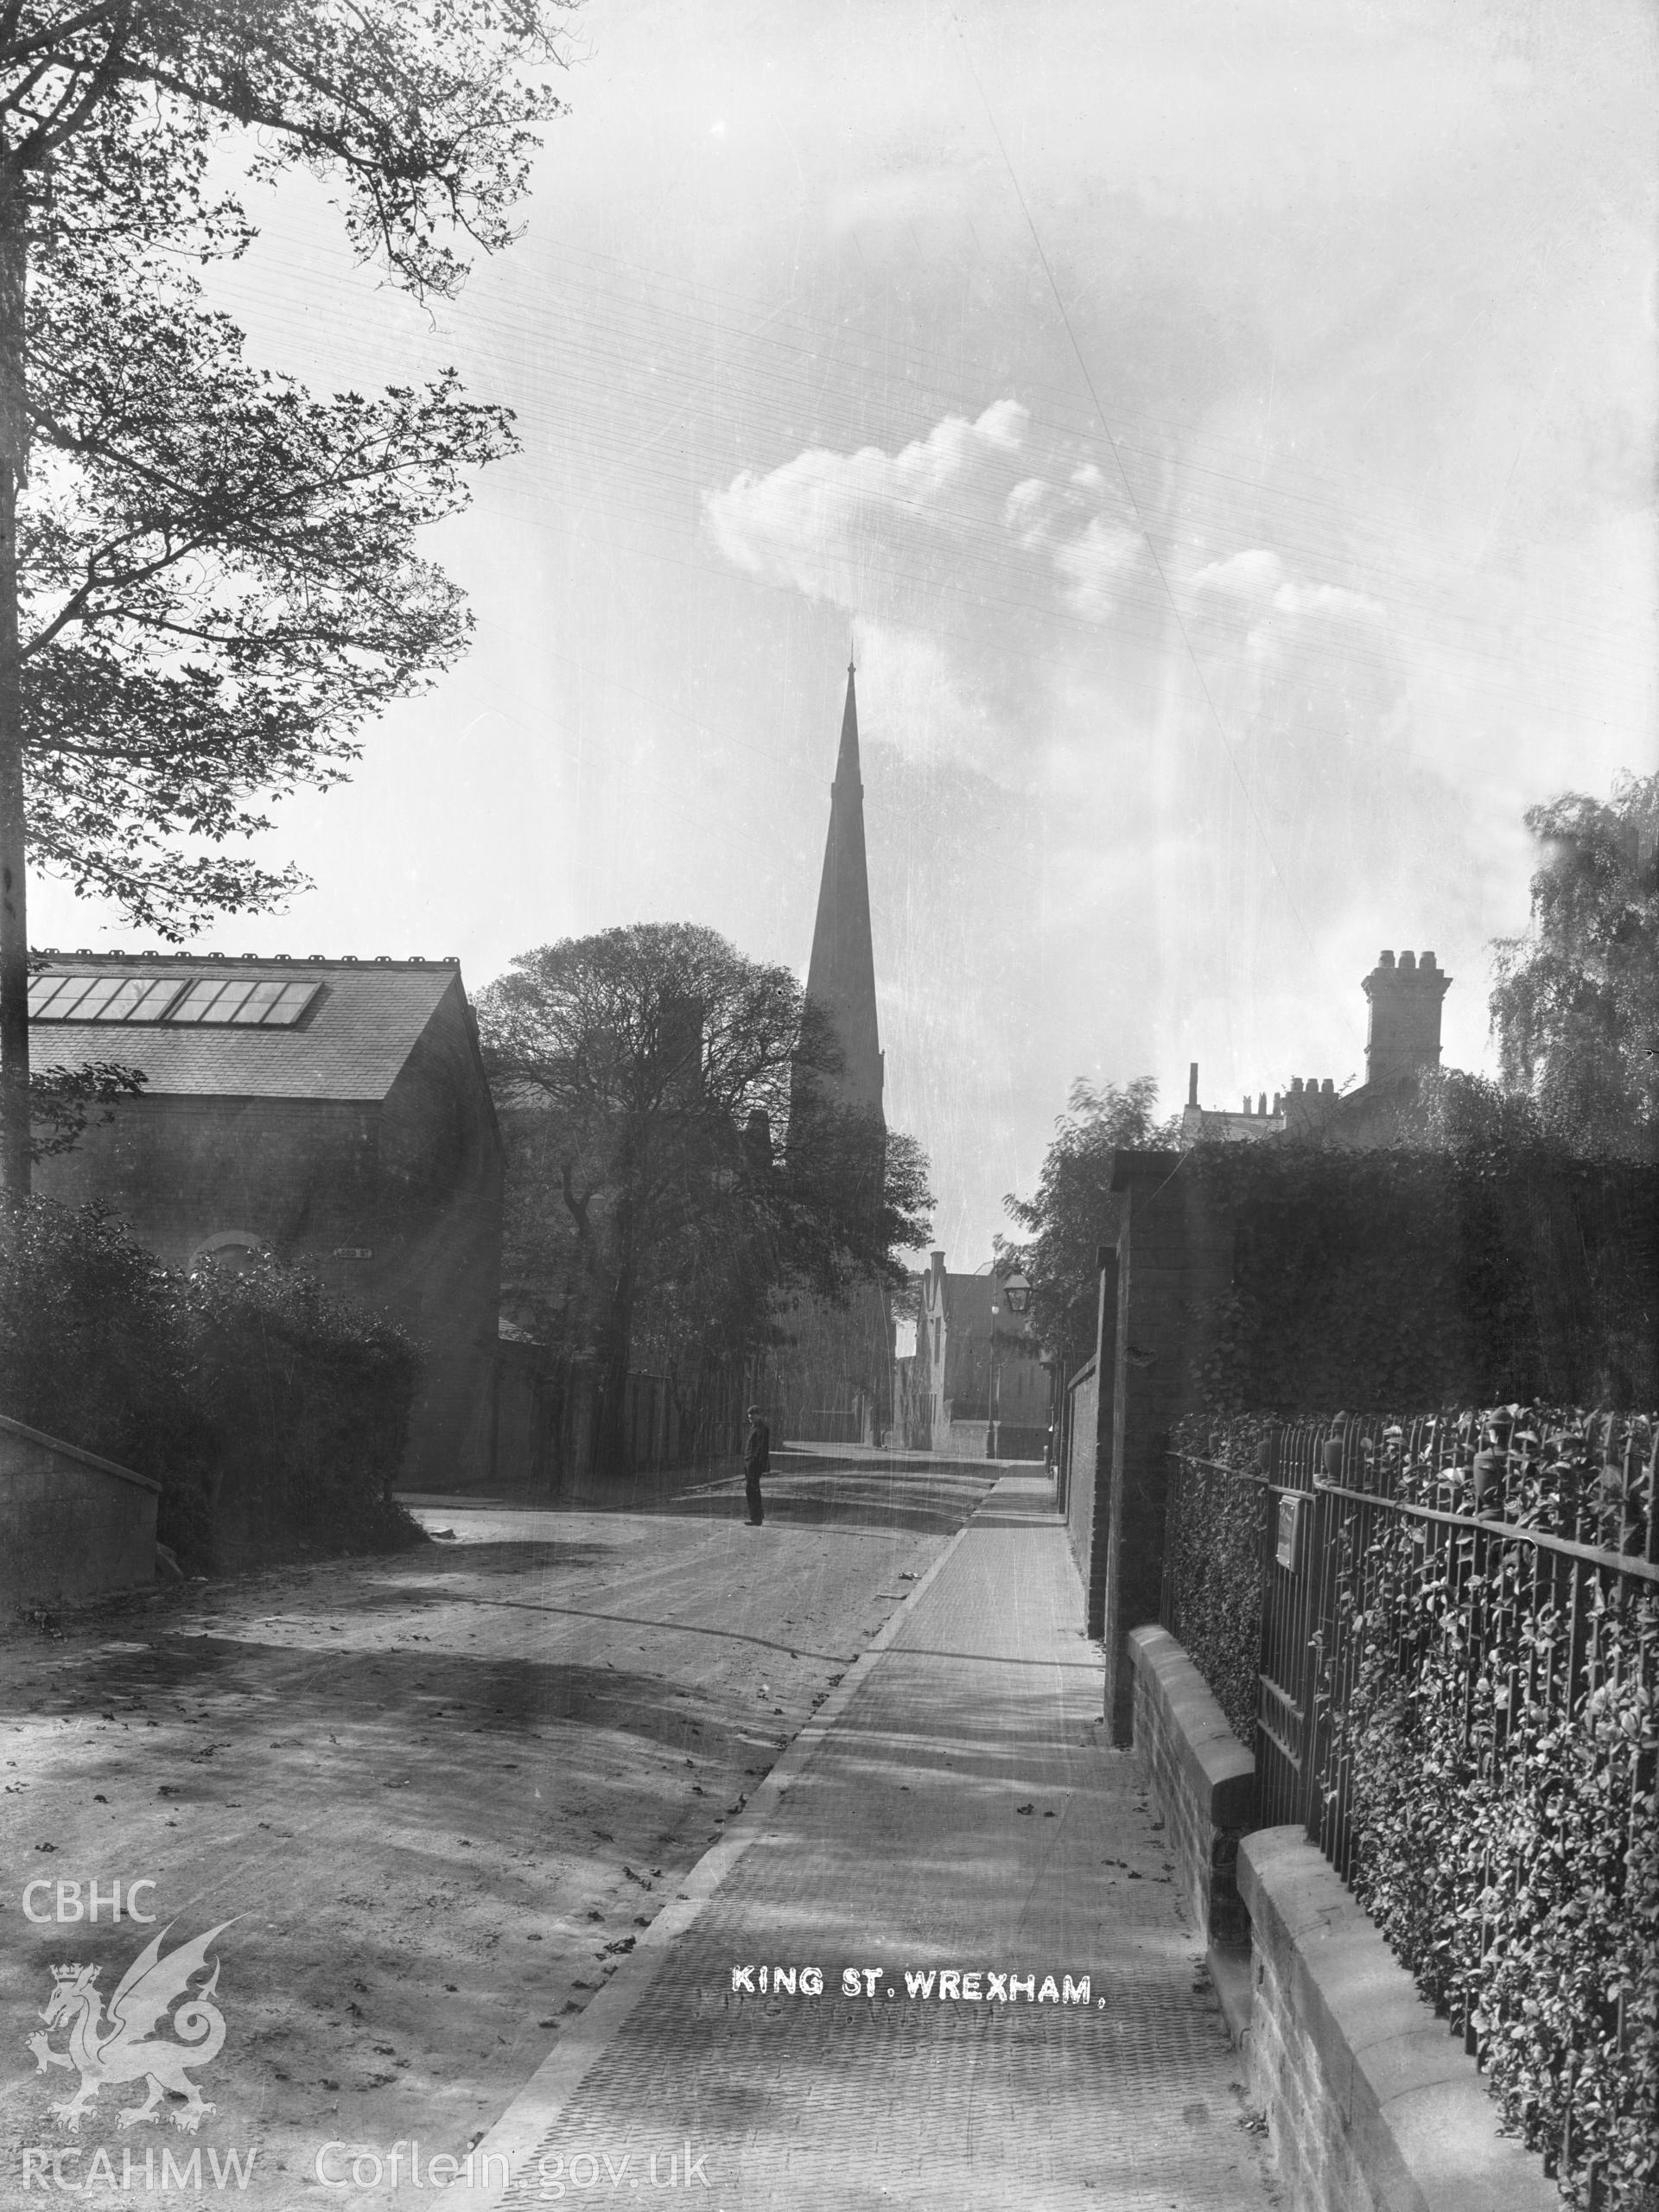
[2,1454,996,2208]
[434,1471,1274,2212]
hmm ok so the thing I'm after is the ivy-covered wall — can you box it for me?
[1168,1405,1657,2212]
[1163,1414,1275,1750]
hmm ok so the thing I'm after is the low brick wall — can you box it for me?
[1238,1827,1560,2212]
[1128,1623,1254,1945]
[0,1415,159,1611]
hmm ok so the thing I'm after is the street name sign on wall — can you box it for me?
[1275,1495,1303,1573]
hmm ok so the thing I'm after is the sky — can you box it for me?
[30,0,1658,1261]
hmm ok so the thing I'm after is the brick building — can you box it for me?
[30,952,503,1490]
[1179,949,1452,1146]
[906,1251,1050,1459]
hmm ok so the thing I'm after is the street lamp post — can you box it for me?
[988,1268,1033,1457]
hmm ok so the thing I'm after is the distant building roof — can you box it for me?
[27,952,467,1103]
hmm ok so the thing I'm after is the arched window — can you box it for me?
[188,1230,270,1276]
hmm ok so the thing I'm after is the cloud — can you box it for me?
[1055,516,1143,620]
[1188,547,1387,669]
[706,401,1151,643]
[703,399,1032,608]
[1191,547,1383,623]
[1003,476,1059,548]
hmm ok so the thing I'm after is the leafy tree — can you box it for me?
[1489,771,1658,1157]
[478,923,933,1472]
[1004,1076,1178,1377]
[25,246,513,931]
[29,1053,143,1158]
[0,0,576,1200]
[1387,1065,1551,1158]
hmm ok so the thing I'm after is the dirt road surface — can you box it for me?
[1,1453,996,2207]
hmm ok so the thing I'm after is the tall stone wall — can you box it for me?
[1099,1154,1234,1740]
[378,999,504,1489]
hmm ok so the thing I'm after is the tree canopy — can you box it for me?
[478,923,933,1466]
[0,2,573,290]
[0,0,577,1198]
[1003,1075,1178,1377]
[1489,771,1658,1158]
[24,243,515,931]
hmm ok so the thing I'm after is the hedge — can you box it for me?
[0,1200,423,1574]
[1171,1405,1658,2212]
[1185,1142,1658,1414]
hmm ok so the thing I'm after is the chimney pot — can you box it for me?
[1363,940,1451,1086]
[1187,1060,1199,1109]
[1379,950,1395,967]
[1321,1077,1334,1096]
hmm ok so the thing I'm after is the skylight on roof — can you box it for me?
[29,972,321,1027]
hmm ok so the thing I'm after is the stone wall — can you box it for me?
[1128,1624,1254,1946]
[1100,1158,1234,1739]
[1062,1357,1099,1596]
[0,1416,158,1611]
[378,995,505,1489]
[1238,1827,1559,2212]
[942,1415,991,1457]
[988,1421,1048,1460]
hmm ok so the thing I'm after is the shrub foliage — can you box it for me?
[1171,1405,1658,2212]
[1165,1414,1278,1750]
[1186,1143,1657,1414]
[0,1202,423,1573]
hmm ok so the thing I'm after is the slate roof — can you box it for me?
[28,954,467,1103]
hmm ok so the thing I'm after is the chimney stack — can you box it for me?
[1362,949,1452,1089]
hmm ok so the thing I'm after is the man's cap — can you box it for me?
[747,1405,762,1417]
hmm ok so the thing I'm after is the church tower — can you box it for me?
[800,662,884,1120]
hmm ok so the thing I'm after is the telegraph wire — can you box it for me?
[201,236,1643,684]
[952,5,1360,1003]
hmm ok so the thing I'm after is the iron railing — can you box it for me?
[1163,1408,1658,2206]
[1165,1410,1657,1853]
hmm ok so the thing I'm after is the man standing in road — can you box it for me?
[743,1405,769,1526]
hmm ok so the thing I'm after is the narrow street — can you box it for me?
[1,1453,995,2205]
[420,1470,1275,2212]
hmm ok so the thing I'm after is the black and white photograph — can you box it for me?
[0,3,1655,2207]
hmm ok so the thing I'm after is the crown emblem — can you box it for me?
[50,1963,95,1985]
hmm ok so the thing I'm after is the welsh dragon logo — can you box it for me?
[26,1922,234,2134]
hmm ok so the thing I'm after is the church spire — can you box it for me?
[801,661,884,1122]
[835,653,860,783]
